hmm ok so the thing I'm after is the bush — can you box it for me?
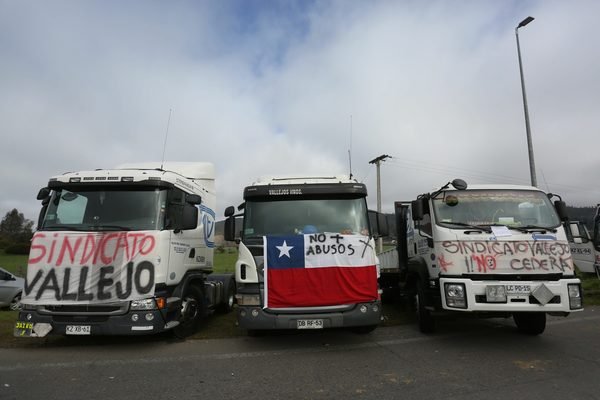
[0,237,13,250]
[5,242,31,255]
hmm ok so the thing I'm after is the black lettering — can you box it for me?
[77,266,94,301]
[97,266,114,300]
[347,244,354,256]
[61,268,77,301]
[317,233,326,243]
[134,261,154,294]
[24,270,43,296]
[36,270,60,301]
[330,234,343,244]
[510,259,523,270]
[322,245,330,254]
[308,234,319,244]
[116,262,133,299]
[306,246,315,256]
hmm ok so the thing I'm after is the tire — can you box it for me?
[350,325,378,334]
[513,312,546,335]
[415,280,435,334]
[218,280,235,313]
[9,293,22,311]
[173,285,205,339]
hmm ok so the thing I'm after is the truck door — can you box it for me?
[567,221,595,273]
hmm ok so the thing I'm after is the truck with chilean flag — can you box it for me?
[224,175,387,334]
[15,162,234,338]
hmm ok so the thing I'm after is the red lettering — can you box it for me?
[80,234,98,265]
[100,233,119,265]
[139,235,155,255]
[56,236,83,266]
[28,233,47,265]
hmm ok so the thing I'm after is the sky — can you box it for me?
[1,0,599,223]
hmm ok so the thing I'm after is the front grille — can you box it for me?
[39,303,128,315]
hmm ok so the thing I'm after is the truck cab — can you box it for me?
[16,162,234,338]
[224,176,385,334]
[382,179,583,335]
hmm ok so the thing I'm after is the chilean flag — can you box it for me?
[263,234,378,308]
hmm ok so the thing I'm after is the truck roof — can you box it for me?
[48,162,215,193]
[251,175,357,186]
[431,183,543,193]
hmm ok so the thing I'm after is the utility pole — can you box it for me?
[369,154,390,253]
[516,16,537,187]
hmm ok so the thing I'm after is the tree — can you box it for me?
[0,209,33,243]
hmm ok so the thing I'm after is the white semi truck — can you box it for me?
[223,175,387,334]
[379,179,583,335]
[15,162,234,338]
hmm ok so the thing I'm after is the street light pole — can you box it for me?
[369,154,389,253]
[516,16,537,187]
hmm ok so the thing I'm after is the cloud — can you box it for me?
[1,0,599,223]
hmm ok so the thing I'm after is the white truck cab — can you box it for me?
[380,179,583,335]
[15,162,234,338]
[224,175,386,334]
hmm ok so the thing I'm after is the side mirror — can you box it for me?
[377,213,389,237]
[224,215,236,242]
[179,204,198,231]
[554,200,568,222]
[185,194,202,205]
[37,187,51,200]
[451,179,468,190]
[411,199,424,221]
[224,206,235,217]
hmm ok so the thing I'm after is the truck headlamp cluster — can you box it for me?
[130,299,157,310]
[568,284,583,310]
[235,294,261,306]
[444,283,467,309]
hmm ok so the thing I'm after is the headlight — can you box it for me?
[568,284,583,310]
[130,298,157,310]
[235,294,261,306]
[444,283,467,309]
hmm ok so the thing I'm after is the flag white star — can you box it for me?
[276,241,294,258]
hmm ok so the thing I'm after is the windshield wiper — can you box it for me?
[440,221,492,233]
[92,225,132,231]
[480,223,556,233]
[41,224,87,231]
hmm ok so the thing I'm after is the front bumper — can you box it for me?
[236,301,382,330]
[14,308,172,337]
[439,277,582,313]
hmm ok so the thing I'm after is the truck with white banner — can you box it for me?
[379,179,583,335]
[223,175,387,334]
[15,162,234,338]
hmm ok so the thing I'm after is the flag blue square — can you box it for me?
[265,235,305,270]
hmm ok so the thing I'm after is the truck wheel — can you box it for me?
[9,293,22,311]
[173,285,205,339]
[218,280,235,313]
[513,312,546,335]
[415,280,435,334]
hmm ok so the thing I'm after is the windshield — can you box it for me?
[41,187,167,231]
[243,198,369,239]
[432,189,560,230]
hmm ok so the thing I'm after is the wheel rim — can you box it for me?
[10,296,21,311]
[180,297,199,326]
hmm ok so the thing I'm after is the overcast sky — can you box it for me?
[1,0,599,223]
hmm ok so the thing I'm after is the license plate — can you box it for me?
[297,319,323,329]
[505,284,531,295]
[14,321,34,337]
[66,325,91,335]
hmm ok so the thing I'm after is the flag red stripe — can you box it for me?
[266,265,378,308]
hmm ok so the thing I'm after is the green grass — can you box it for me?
[0,250,28,277]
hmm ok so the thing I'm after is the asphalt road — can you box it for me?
[1,307,599,400]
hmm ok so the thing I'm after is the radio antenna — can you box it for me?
[348,114,353,179]
[160,108,173,170]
